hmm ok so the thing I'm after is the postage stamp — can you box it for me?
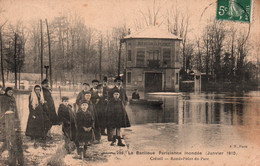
[216,0,252,23]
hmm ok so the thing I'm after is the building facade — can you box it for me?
[122,27,182,92]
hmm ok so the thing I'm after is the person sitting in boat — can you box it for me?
[132,89,140,100]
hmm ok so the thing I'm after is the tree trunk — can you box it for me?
[46,19,52,89]
[40,20,43,82]
[0,31,5,88]
[14,33,17,89]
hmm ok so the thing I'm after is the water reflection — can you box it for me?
[127,91,260,127]
[14,91,260,130]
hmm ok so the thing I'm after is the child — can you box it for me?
[107,90,131,146]
[75,100,94,158]
[58,96,76,153]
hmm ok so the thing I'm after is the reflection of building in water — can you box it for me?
[121,27,182,92]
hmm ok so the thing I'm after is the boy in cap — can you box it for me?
[106,90,130,146]
[58,96,76,154]
[109,76,128,105]
[75,82,91,111]
[75,100,94,158]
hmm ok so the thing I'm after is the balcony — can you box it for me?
[147,60,160,68]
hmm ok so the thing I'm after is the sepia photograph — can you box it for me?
[0,0,260,165]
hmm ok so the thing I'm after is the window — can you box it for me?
[147,50,160,67]
[148,50,160,61]
[127,72,131,84]
[176,73,179,85]
[163,49,171,66]
[128,50,132,61]
[136,49,145,67]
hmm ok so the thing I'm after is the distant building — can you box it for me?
[121,26,182,92]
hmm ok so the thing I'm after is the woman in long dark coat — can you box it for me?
[25,85,50,140]
[106,90,130,146]
[41,79,59,126]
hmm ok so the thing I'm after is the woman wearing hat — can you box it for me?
[25,85,50,140]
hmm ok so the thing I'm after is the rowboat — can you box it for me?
[129,99,163,107]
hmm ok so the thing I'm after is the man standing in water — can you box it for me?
[42,79,59,138]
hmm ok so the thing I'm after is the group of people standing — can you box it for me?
[25,76,131,158]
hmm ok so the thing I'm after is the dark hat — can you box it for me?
[84,91,91,94]
[62,96,69,101]
[112,89,120,94]
[114,76,122,82]
[92,79,99,83]
[41,79,49,85]
[82,82,90,86]
[80,100,89,105]
[103,76,108,82]
[5,87,13,94]
[97,84,103,89]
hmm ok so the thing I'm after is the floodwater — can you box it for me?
[14,91,260,165]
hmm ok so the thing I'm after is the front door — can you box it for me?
[145,73,162,92]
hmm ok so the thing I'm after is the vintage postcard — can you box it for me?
[0,0,260,165]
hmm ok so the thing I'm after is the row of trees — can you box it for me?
[0,0,258,89]
[0,15,128,88]
[182,21,257,83]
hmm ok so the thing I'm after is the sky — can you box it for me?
[0,0,259,59]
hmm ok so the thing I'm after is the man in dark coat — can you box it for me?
[107,76,128,141]
[75,82,91,110]
[95,84,108,135]
[108,76,128,105]
[132,89,140,100]
[90,79,99,104]
[102,76,109,100]
[41,79,59,136]
[75,100,94,158]
[85,91,101,143]
[58,96,76,153]
[107,90,130,146]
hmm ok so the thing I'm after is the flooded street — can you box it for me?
[124,91,260,165]
[13,91,260,165]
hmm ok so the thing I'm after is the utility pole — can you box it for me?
[46,19,52,89]
[14,33,17,89]
[118,40,122,77]
[99,36,103,81]
[40,20,43,82]
[0,30,5,88]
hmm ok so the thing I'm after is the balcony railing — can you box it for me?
[147,60,160,68]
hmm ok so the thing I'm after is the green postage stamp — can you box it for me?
[216,0,252,23]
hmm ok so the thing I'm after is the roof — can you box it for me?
[122,26,182,40]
